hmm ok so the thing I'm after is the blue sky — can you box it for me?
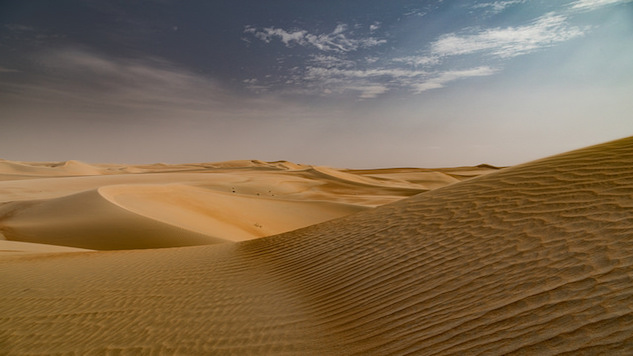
[1,0,632,167]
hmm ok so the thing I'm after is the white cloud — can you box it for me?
[284,65,429,99]
[413,67,497,93]
[304,67,428,81]
[472,0,526,14]
[351,85,389,99]
[245,24,386,53]
[431,12,585,58]
[242,5,597,99]
[299,66,496,97]
[365,57,380,64]
[570,0,633,11]
[244,26,307,45]
[392,56,440,67]
[404,9,427,17]
[309,55,355,69]
[297,64,491,97]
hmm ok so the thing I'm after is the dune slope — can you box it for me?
[0,160,494,250]
[0,188,226,249]
[2,137,633,354]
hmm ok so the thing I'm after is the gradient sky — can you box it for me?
[1,0,632,168]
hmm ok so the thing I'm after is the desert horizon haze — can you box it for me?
[1,0,632,167]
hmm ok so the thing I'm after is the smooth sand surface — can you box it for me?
[0,239,90,255]
[0,160,491,250]
[2,138,633,354]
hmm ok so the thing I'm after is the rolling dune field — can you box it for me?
[1,137,633,354]
[0,160,493,251]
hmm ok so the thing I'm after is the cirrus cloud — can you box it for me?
[413,67,498,93]
[570,0,633,11]
[472,0,527,14]
[244,24,386,53]
[431,13,585,58]
[241,2,618,99]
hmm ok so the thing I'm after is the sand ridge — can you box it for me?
[99,183,367,242]
[2,138,633,354]
[0,188,225,250]
[0,160,495,251]
[0,240,91,255]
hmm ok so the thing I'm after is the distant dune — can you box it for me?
[1,138,632,354]
[0,159,103,177]
[0,160,493,251]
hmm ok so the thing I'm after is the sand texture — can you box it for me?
[0,160,491,251]
[2,137,633,354]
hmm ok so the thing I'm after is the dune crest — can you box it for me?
[99,183,367,242]
[0,188,222,250]
[0,159,495,251]
[0,159,102,178]
[3,138,632,354]
[0,240,91,255]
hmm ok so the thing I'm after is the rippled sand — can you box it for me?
[2,137,632,354]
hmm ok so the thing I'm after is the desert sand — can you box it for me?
[1,137,633,354]
[0,160,492,251]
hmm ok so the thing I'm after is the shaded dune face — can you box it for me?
[0,162,487,251]
[1,137,633,354]
[0,188,226,250]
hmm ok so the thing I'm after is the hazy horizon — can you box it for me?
[1,0,632,168]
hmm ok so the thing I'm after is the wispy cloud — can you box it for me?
[245,26,306,45]
[309,55,356,69]
[570,0,633,11]
[304,67,429,81]
[0,49,362,165]
[241,2,608,99]
[349,85,389,99]
[413,67,497,93]
[472,0,526,14]
[431,12,585,58]
[293,64,497,99]
[244,24,386,53]
[0,48,257,116]
[392,56,440,68]
[292,11,581,98]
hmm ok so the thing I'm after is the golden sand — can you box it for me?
[1,138,632,354]
[0,160,490,250]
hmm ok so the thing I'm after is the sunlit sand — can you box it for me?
[2,137,633,354]
[0,160,492,251]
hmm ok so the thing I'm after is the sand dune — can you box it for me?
[99,183,366,243]
[2,138,632,354]
[0,160,493,251]
[0,188,224,250]
[0,159,103,179]
[0,239,91,255]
